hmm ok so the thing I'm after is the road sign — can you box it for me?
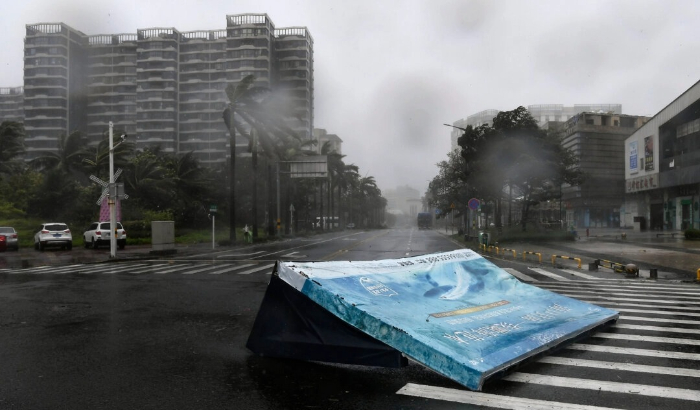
[468,198,480,211]
[210,205,217,213]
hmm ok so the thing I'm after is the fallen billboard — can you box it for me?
[247,249,619,391]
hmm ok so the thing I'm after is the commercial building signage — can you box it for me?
[264,250,618,391]
[627,174,658,193]
[644,136,654,171]
[629,141,638,173]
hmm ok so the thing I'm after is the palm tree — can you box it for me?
[29,130,88,175]
[80,133,134,180]
[338,163,359,226]
[0,121,26,175]
[222,75,274,242]
[223,75,302,241]
[123,148,172,212]
[355,175,384,227]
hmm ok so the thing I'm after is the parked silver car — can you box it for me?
[0,227,19,251]
[34,223,73,251]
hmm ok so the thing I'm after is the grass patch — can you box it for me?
[456,227,575,246]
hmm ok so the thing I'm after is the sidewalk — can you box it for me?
[461,228,700,281]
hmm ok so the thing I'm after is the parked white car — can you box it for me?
[83,221,127,250]
[34,223,72,251]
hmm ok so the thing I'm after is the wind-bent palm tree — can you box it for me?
[320,141,351,228]
[0,121,26,175]
[337,163,360,226]
[80,132,134,180]
[123,148,171,211]
[29,131,88,175]
[355,175,384,227]
[223,75,301,241]
[222,75,269,242]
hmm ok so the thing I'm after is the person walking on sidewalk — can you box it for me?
[243,224,252,243]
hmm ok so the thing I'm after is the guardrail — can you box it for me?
[592,259,639,277]
[656,233,683,238]
[499,248,518,258]
[551,255,582,269]
[593,259,626,273]
[522,251,542,264]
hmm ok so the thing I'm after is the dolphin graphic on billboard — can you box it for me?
[247,249,618,391]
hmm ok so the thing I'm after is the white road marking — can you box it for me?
[605,307,700,317]
[152,264,197,274]
[539,282,700,294]
[552,295,700,309]
[281,252,306,258]
[536,286,700,303]
[614,323,700,335]
[528,267,571,281]
[237,264,275,275]
[503,372,700,402]
[560,269,607,280]
[503,268,538,282]
[397,383,622,410]
[127,264,173,274]
[594,332,700,346]
[180,265,225,275]
[216,250,267,259]
[538,356,700,378]
[568,343,700,360]
[207,264,255,274]
[621,315,700,325]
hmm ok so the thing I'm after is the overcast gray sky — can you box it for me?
[2,0,699,195]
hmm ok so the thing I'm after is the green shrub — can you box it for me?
[483,227,576,244]
[685,228,700,239]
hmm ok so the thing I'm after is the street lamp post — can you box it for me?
[108,122,127,258]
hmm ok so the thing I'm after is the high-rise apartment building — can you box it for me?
[23,23,89,158]
[0,87,24,122]
[17,14,313,165]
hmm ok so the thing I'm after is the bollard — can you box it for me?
[697,269,700,281]
[588,262,598,271]
[649,268,658,279]
[625,263,639,278]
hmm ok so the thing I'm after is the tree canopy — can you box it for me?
[431,106,582,231]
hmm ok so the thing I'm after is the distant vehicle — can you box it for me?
[83,221,127,250]
[346,222,355,229]
[0,227,19,251]
[417,212,433,229]
[34,223,72,251]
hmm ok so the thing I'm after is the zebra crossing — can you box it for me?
[502,266,633,282]
[399,277,700,410]
[0,261,277,276]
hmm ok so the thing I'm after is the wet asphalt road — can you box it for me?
[1,228,700,409]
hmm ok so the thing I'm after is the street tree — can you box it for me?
[222,75,301,241]
[29,131,89,175]
[457,106,582,231]
[0,121,26,175]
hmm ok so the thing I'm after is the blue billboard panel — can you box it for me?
[277,250,618,391]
